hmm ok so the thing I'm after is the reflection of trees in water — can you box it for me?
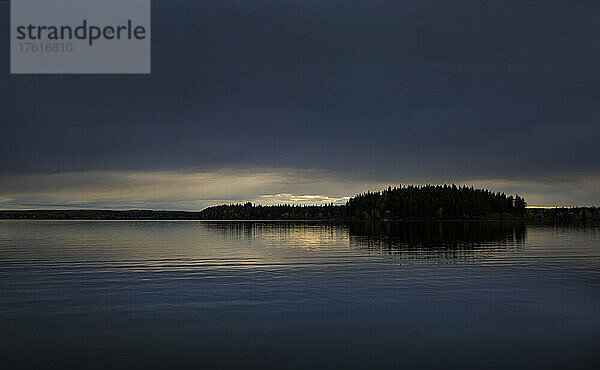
[200,221,262,240]
[348,221,526,259]
[198,221,347,249]
[195,221,527,258]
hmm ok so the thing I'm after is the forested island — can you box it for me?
[348,185,526,219]
[199,185,526,220]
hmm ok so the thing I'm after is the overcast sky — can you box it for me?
[2,1,600,209]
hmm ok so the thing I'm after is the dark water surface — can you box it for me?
[1,221,599,369]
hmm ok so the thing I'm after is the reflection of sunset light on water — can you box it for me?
[258,224,349,251]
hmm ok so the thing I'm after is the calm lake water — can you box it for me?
[1,220,599,369]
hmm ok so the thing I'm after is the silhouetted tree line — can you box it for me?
[199,185,526,220]
[347,185,526,220]
[527,207,600,224]
[197,202,345,220]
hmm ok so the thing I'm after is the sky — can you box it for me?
[1,1,600,210]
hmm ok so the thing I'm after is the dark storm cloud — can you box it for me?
[1,2,599,189]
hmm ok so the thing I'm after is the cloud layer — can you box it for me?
[1,1,599,207]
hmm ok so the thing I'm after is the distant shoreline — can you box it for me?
[0,208,596,223]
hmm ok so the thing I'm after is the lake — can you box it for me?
[1,220,599,369]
